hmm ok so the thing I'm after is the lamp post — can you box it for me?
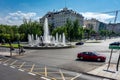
[18,40,20,55]
[8,40,13,57]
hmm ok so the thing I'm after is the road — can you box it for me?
[1,38,119,80]
[17,38,120,73]
[0,56,110,80]
[0,62,41,80]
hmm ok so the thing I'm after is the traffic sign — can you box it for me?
[109,46,120,49]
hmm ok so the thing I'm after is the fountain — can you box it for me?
[24,18,73,49]
[43,18,51,44]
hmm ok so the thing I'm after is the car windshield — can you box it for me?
[93,52,100,55]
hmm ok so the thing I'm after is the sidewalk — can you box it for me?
[87,63,120,80]
[0,51,18,56]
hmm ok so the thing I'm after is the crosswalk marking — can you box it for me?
[10,60,18,65]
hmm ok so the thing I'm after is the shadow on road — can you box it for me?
[75,59,105,63]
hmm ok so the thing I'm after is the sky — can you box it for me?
[0,0,120,25]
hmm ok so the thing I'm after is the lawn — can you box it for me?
[0,43,23,48]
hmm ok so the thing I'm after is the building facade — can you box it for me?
[107,23,120,34]
[40,8,84,28]
[84,18,107,32]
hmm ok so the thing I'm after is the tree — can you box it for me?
[65,19,73,41]
[73,19,80,40]
[19,19,43,41]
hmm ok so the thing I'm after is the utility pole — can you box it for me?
[114,11,118,23]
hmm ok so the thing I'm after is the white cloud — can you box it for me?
[81,12,115,22]
[0,11,38,25]
[0,11,115,25]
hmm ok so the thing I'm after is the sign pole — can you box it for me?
[116,50,120,71]
[107,49,113,70]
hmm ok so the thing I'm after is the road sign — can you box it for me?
[109,46,120,49]
[108,45,120,71]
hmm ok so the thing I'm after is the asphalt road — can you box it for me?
[1,38,119,80]
[17,38,120,73]
[0,56,110,80]
[0,64,41,80]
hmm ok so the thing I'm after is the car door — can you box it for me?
[83,52,89,60]
[88,52,97,60]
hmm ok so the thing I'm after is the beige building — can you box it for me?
[84,18,107,32]
[107,23,120,34]
[40,8,84,28]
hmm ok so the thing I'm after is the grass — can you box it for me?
[85,40,101,43]
[85,41,101,43]
[0,43,23,48]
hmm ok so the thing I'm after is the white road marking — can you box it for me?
[41,77,50,80]
[10,66,15,68]
[71,73,82,80]
[18,69,25,72]
[28,72,36,76]
[3,63,8,66]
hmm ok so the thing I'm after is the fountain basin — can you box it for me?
[23,44,74,49]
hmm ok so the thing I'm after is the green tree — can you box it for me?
[65,19,73,41]
[19,19,43,41]
[73,19,80,40]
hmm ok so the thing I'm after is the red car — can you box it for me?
[77,52,106,62]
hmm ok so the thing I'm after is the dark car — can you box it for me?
[77,52,106,62]
[75,42,84,45]
[109,42,120,46]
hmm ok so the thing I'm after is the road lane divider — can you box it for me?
[10,66,15,69]
[30,64,35,72]
[10,60,18,65]
[71,73,82,80]
[41,77,50,80]
[3,58,11,63]
[18,69,24,72]
[19,62,26,68]
[59,69,65,80]
[28,72,36,76]
[45,66,47,77]
[3,63,8,66]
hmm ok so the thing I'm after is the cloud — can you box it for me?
[0,11,115,25]
[81,12,115,22]
[0,11,38,25]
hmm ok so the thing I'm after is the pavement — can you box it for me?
[0,52,17,56]
[0,51,119,80]
[88,63,120,80]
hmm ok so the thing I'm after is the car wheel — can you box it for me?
[80,57,83,60]
[97,58,101,61]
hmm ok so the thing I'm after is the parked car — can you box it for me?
[77,51,106,62]
[75,42,84,45]
[109,42,120,46]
